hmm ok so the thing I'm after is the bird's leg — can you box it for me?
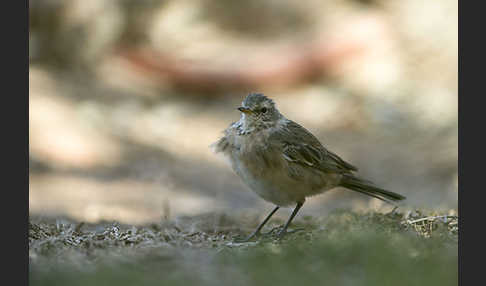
[277,201,304,239]
[235,206,280,242]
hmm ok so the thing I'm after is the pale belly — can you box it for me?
[219,122,340,207]
[229,153,335,207]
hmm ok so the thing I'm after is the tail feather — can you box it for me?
[339,174,406,204]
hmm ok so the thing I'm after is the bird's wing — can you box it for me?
[270,120,358,174]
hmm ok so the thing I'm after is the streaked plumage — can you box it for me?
[212,93,405,240]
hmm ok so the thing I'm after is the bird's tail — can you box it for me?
[339,174,406,204]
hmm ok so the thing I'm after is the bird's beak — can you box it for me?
[237,107,253,114]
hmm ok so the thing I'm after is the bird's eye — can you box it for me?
[261,107,267,113]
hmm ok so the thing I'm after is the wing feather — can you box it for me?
[271,120,358,174]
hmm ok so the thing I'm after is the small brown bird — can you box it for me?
[212,93,405,241]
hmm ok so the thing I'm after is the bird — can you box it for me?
[212,92,405,241]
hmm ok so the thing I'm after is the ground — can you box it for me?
[29,208,457,286]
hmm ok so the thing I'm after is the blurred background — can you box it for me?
[29,0,457,225]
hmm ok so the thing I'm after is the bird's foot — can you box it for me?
[234,225,304,242]
[233,231,261,243]
[265,225,305,240]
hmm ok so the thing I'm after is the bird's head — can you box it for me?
[237,93,282,129]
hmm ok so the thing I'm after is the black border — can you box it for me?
[5,0,29,285]
[458,1,478,285]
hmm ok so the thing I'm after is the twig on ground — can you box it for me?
[406,215,457,225]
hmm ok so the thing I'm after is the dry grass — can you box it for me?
[29,208,458,286]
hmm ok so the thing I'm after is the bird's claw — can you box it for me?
[233,231,260,243]
[263,226,305,240]
[234,225,305,242]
